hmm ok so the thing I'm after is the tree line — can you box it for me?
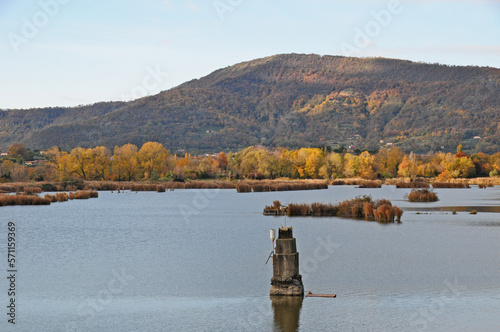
[1,142,499,183]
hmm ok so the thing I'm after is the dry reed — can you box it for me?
[24,187,42,195]
[268,195,403,222]
[69,190,98,199]
[0,194,51,206]
[395,182,430,188]
[406,189,439,202]
[432,182,470,189]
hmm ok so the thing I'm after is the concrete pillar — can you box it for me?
[270,227,304,296]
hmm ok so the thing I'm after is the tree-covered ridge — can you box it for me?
[1,54,499,153]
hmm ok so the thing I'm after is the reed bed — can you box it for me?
[238,180,328,193]
[23,187,42,195]
[56,192,69,201]
[44,194,58,202]
[84,181,120,191]
[395,182,430,188]
[156,185,166,192]
[0,184,23,193]
[406,189,439,202]
[44,193,69,202]
[69,190,98,199]
[0,194,51,206]
[432,182,470,189]
[358,180,382,188]
[267,196,403,222]
[236,183,252,193]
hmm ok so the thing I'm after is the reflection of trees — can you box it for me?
[271,296,303,332]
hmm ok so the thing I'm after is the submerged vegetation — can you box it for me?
[264,196,403,222]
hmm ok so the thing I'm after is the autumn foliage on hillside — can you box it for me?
[1,54,498,154]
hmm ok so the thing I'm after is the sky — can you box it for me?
[0,0,499,109]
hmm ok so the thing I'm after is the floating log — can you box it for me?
[305,291,336,298]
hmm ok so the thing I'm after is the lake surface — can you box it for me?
[2,185,500,331]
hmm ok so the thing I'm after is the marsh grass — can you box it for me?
[432,182,470,189]
[358,180,383,188]
[396,182,430,188]
[406,189,439,202]
[24,187,42,195]
[268,196,403,222]
[69,190,98,199]
[0,194,50,206]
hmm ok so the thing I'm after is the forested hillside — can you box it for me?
[1,54,499,153]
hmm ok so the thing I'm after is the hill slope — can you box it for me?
[1,54,499,153]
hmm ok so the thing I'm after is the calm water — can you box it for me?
[2,186,500,331]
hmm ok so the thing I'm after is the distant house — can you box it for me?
[473,136,481,139]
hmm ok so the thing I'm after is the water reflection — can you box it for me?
[271,296,303,332]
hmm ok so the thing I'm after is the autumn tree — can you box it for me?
[90,146,112,180]
[217,152,228,169]
[0,160,28,182]
[138,142,168,180]
[375,147,404,178]
[343,153,360,178]
[45,147,74,181]
[8,143,32,161]
[319,153,343,179]
[441,153,476,178]
[397,154,418,178]
[113,144,139,181]
[304,148,324,178]
[69,147,93,179]
[357,151,376,179]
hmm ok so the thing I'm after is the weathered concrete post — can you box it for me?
[270,227,304,296]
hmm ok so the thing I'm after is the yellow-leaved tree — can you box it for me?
[113,144,139,181]
[138,142,168,180]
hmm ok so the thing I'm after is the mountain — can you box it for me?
[1,54,499,154]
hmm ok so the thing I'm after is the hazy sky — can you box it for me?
[1,0,499,109]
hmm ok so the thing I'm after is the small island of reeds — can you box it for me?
[264,196,403,222]
[406,189,439,202]
[0,190,98,207]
